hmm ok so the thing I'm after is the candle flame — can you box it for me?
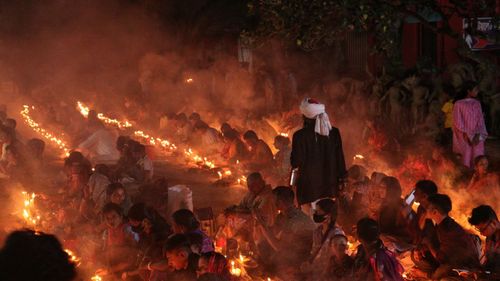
[20,191,41,226]
[20,105,70,156]
[77,101,132,129]
[354,154,365,160]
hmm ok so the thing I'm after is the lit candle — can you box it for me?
[230,261,241,277]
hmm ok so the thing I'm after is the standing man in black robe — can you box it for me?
[291,98,346,213]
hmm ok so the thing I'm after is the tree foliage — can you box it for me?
[243,0,498,56]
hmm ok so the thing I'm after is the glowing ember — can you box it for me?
[77,101,132,129]
[91,275,102,281]
[20,105,70,157]
[64,249,81,267]
[279,132,289,137]
[185,78,194,83]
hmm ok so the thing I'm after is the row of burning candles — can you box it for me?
[76,101,246,184]
[21,101,292,186]
[20,105,70,157]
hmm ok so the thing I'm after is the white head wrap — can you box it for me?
[299,98,332,136]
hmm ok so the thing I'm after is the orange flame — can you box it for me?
[21,191,41,226]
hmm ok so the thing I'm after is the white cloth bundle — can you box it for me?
[299,98,332,136]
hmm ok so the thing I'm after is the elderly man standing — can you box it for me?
[291,98,346,212]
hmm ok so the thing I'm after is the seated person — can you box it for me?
[172,209,214,254]
[408,180,440,272]
[326,234,354,281]
[107,182,133,215]
[345,165,371,223]
[256,186,315,279]
[469,205,500,279]
[114,136,134,177]
[66,164,90,211]
[411,180,439,242]
[63,151,92,179]
[0,144,24,180]
[352,218,404,281]
[221,129,247,164]
[242,130,274,170]
[128,203,172,261]
[77,122,119,164]
[302,198,344,280]
[131,143,154,182]
[412,194,481,280]
[378,176,413,243]
[87,164,111,216]
[0,126,23,162]
[188,112,201,127]
[174,113,192,144]
[273,135,291,183]
[164,234,200,281]
[467,155,499,192]
[123,203,172,280]
[193,121,222,156]
[237,172,276,227]
[229,172,276,256]
[26,138,45,172]
[0,230,76,281]
[96,203,138,279]
[196,252,231,281]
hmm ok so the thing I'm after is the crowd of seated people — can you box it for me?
[4,167,497,281]
[0,106,499,281]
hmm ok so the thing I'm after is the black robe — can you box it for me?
[291,118,346,204]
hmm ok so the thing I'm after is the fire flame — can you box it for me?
[77,101,132,129]
[91,275,102,281]
[21,191,41,226]
[229,254,250,277]
[20,105,70,157]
